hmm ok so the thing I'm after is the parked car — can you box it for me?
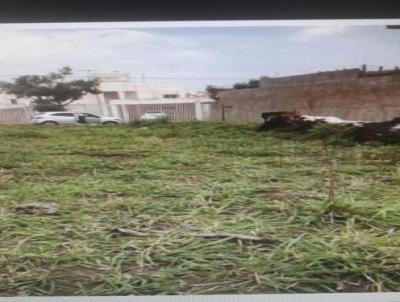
[31,112,122,125]
[140,111,168,121]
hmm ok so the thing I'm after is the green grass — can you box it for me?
[1,121,400,295]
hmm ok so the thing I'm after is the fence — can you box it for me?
[120,103,197,121]
[0,106,32,124]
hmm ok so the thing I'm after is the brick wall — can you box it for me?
[260,69,360,87]
[210,71,400,123]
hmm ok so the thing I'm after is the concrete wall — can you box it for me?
[0,106,32,124]
[211,71,400,123]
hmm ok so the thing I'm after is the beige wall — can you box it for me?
[0,106,32,124]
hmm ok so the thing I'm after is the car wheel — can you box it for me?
[41,121,58,125]
[102,121,118,125]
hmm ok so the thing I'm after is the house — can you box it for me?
[67,73,214,121]
[0,72,215,123]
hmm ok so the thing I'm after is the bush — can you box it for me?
[128,117,170,127]
[308,123,354,145]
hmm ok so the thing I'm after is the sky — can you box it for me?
[0,23,399,91]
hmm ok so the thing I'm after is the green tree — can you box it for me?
[206,79,259,100]
[206,85,227,100]
[0,67,100,111]
[247,79,260,88]
[233,82,248,89]
[233,79,259,89]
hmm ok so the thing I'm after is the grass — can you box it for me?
[0,121,400,295]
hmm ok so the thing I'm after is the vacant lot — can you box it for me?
[1,122,400,295]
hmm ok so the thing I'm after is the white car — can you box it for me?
[31,112,122,125]
[140,111,168,121]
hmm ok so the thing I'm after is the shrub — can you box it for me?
[309,123,355,146]
[128,117,170,127]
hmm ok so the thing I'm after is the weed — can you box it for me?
[0,123,400,295]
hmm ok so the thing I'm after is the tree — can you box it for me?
[233,79,259,89]
[233,82,248,89]
[0,67,100,111]
[206,85,228,100]
[247,79,260,88]
[206,79,260,100]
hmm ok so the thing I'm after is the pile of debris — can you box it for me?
[352,118,400,143]
[259,112,400,144]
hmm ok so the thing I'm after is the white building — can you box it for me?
[0,73,214,122]
[68,73,214,121]
[0,91,30,109]
[0,90,32,124]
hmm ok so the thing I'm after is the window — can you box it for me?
[104,91,120,101]
[51,113,75,117]
[87,113,100,118]
[10,99,17,105]
[124,91,137,99]
[163,94,179,99]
